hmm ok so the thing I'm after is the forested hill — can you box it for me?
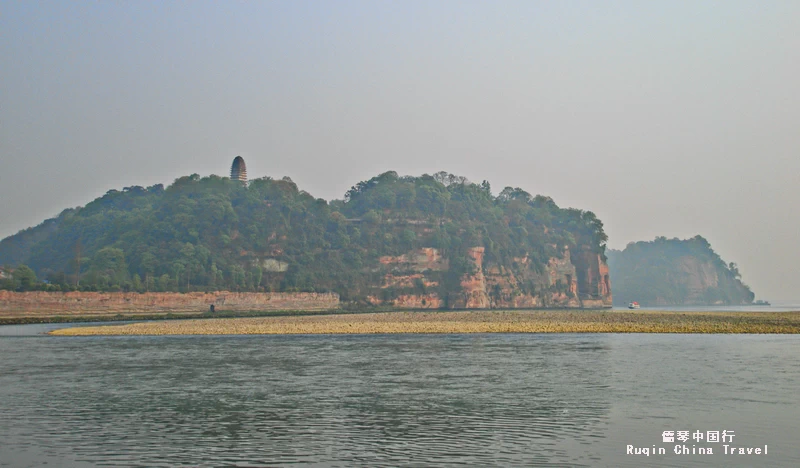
[607,236,755,306]
[0,171,612,308]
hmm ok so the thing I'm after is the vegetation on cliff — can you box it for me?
[0,171,608,306]
[607,236,755,306]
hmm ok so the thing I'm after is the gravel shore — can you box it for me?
[48,310,800,335]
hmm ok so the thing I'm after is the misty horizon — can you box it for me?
[2,1,798,300]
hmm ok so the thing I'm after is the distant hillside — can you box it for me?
[0,171,612,308]
[0,217,61,267]
[607,236,755,306]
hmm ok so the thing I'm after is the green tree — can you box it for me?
[88,247,128,288]
[13,265,38,291]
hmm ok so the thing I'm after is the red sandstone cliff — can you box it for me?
[370,245,612,309]
[571,248,613,308]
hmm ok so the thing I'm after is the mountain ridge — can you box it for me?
[607,236,755,306]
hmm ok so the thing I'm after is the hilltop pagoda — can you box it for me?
[230,156,247,184]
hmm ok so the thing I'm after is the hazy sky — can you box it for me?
[2,1,798,300]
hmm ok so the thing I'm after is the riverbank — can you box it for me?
[0,309,347,326]
[49,309,800,335]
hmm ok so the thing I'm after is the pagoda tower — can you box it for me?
[230,156,247,184]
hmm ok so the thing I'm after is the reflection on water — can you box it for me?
[0,331,798,467]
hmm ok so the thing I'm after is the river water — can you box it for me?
[611,302,800,312]
[1,324,798,467]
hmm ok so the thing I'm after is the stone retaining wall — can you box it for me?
[0,291,339,316]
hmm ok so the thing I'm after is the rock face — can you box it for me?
[572,248,613,308]
[453,247,491,309]
[372,245,612,309]
[378,248,448,271]
[0,291,339,316]
[677,256,720,302]
[638,255,751,306]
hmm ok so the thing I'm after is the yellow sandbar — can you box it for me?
[48,310,800,335]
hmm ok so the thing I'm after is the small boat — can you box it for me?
[628,302,640,309]
[753,300,771,306]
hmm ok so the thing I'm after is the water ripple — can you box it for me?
[1,332,799,467]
